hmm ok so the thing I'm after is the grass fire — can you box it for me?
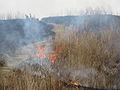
[32,43,64,63]
[0,12,120,90]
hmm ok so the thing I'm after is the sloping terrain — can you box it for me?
[42,15,120,89]
[0,18,55,72]
[42,15,120,31]
[51,23,120,89]
[0,15,120,90]
[0,18,54,55]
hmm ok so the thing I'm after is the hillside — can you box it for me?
[42,15,120,31]
[0,18,54,55]
[0,15,120,90]
[42,15,120,89]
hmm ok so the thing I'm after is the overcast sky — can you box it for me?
[0,0,120,19]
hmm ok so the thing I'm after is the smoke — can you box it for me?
[69,15,120,31]
[42,14,120,32]
[0,14,120,89]
[42,14,120,89]
[0,17,54,76]
[52,65,97,83]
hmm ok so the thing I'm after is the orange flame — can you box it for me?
[32,43,63,64]
[70,82,80,86]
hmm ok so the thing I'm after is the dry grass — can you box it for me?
[0,67,84,90]
[52,24,120,89]
[0,14,120,90]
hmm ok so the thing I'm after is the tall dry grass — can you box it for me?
[0,67,84,90]
[52,23,120,89]
[0,13,120,90]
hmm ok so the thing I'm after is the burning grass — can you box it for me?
[0,14,120,90]
[0,67,82,90]
[32,43,64,64]
[52,24,120,89]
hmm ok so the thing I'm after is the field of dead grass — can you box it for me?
[0,15,120,90]
[52,24,120,89]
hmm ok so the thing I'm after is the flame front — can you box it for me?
[32,43,63,64]
[70,82,80,86]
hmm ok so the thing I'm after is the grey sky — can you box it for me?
[0,0,120,19]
